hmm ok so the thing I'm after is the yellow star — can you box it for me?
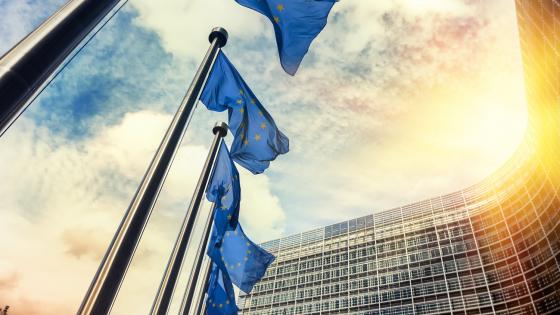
[254,134,261,141]
[239,89,244,95]
[274,16,280,23]
[251,98,256,104]
[227,215,232,220]
[219,304,223,308]
[213,303,216,307]
[239,107,245,114]
[260,122,267,129]
[258,110,263,116]
[247,249,252,254]
[243,139,249,146]
[277,4,284,11]
[236,99,243,104]
[246,242,250,246]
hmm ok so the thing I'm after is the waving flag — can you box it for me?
[206,263,239,315]
[200,51,289,174]
[206,142,241,244]
[235,0,336,75]
[208,222,275,293]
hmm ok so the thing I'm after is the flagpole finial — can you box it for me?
[213,122,228,137]
[209,27,228,47]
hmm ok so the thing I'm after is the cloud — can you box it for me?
[130,0,261,59]
[0,273,19,293]
[61,229,106,260]
[0,0,67,55]
[238,168,286,242]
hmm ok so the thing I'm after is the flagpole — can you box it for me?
[77,28,228,315]
[150,124,227,315]
[0,0,124,136]
[186,259,213,315]
[174,201,215,315]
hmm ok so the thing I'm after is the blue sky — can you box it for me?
[0,0,528,314]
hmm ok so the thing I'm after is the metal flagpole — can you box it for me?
[150,124,227,315]
[0,0,123,136]
[77,28,228,315]
[174,202,215,315]
[185,259,213,315]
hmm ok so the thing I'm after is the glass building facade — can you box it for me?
[238,1,560,314]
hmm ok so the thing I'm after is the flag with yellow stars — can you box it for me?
[207,222,275,293]
[206,141,241,245]
[235,0,336,75]
[200,51,289,174]
[206,262,238,315]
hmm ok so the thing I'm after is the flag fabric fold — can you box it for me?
[200,51,289,174]
[235,0,336,75]
[206,141,241,245]
[206,262,239,315]
[208,222,275,293]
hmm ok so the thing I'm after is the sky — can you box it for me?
[0,0,528,314]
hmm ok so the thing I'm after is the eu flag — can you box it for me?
[235,0,336,75]
[200,51,289,174]
[206,141,241,244]
[206,263,238,315]
[208,222,275,293]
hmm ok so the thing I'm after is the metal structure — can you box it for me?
[174,204,215,315]
[0,0,123,136]
[238,1,560,314]
[77,27,228,315]
[186,260,213,315]
[150,123,227,315]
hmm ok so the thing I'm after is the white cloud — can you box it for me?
[238,168,286,242]
[0,0,67,55]
[0,111,285,314]
[130,0,261,59]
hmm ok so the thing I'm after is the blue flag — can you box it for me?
[206,142,241,245]
[200,51,289,174]
[208,223,275,293]
[206,263,238,315]
[235,0,336,75]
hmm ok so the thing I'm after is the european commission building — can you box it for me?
[237,1,560,314]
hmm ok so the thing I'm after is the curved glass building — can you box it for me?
[238,1,560,314]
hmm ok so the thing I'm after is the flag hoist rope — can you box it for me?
[77,28,228,315]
